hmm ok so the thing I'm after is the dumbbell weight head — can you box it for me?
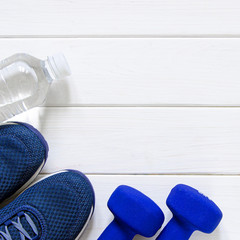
[98,185,165,240]
[156,184,223,240]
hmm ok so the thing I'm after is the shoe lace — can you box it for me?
[0,212,39,240]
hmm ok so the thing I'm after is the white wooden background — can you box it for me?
[2,0,240,239]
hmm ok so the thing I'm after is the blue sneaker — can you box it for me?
[0,122,48,203]
[0,170,95,240]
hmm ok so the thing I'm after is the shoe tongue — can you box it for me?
[0,211,41,239]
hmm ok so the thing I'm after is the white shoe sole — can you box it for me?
[75,206,94,240]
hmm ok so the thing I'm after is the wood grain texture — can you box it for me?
[1,38,240,106]
[0,0,238,239]
[12,107,240,174]
[1,0,240,36]
[62,174,238,240]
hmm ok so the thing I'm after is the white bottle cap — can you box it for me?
[47,53,71,79]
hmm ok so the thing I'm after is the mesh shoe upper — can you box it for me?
[0,171,95,240]
[0,123,47,202]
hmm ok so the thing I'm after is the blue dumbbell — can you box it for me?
[98,185,165,240]
[156,184,223,240]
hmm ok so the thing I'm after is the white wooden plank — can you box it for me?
[44,174,237,240]
[12,107,240,174]
[1,38,240,106]
[1,1,240,36]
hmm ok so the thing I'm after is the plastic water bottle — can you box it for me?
[0,53,71,122]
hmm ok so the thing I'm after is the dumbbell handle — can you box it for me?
[156,218,193,240]
[98,219,135,240]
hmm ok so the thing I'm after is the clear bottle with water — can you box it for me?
[0,53,71,122]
